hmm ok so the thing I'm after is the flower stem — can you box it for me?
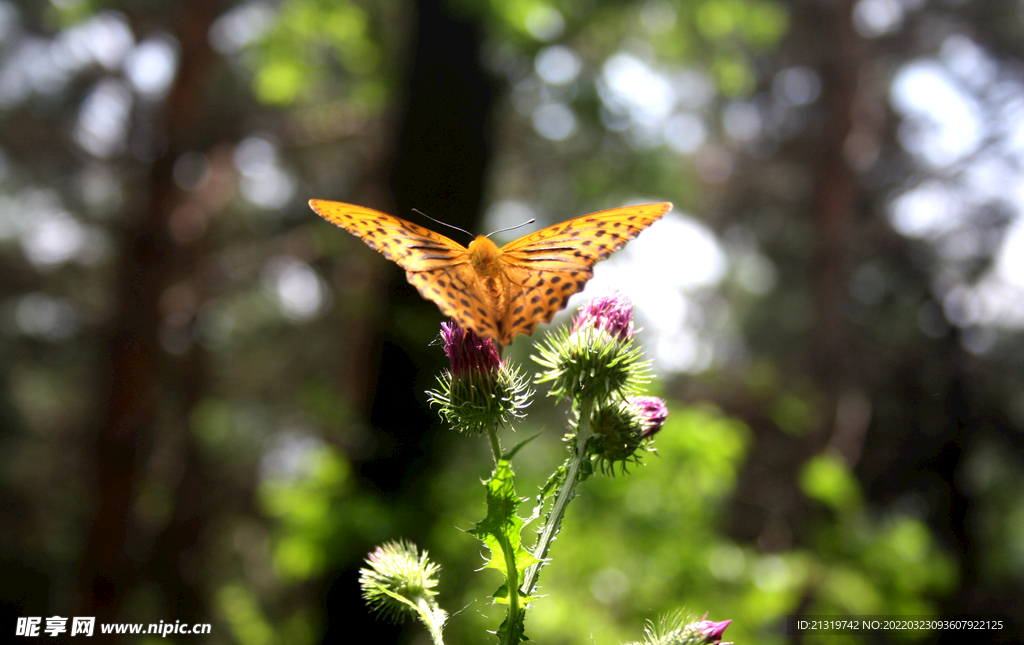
[415,597,445,645]
[521,396,594,596]
[503,548,521,645]
[487,425,502,463]
[484,425,523,645]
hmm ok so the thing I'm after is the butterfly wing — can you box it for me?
[496,202,672,344]
[310,200,492,334]
[311,199,673,347]
[408,262,509,342]
[309,200,469,272]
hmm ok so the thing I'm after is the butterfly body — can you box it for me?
[467,235,503,278]
[309,199,671,347]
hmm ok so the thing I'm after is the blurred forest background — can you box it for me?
[1,0,1024,643]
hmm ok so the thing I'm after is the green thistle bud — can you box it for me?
[626,611,733,645]
[688,618,732,644]
[428,321,531,434]
[588,396,668,474]
[534,292,649,402]
[628,395,669,438]
[359,540,442,624]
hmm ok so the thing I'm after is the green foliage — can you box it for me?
[258,444,394,582]
[432,403,955,645]
[800,453,862,512]
[47,0,96,27]
[770,391,817,436]
[801,454,957,624]
[695,0,787,47]
[470,459,541,609]
[963,437,1024,581]
[251,0,388,106]
[216,584,276,645]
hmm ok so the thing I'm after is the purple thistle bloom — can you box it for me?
[572,290,635,342]
[689,618,732,644]
[431,320,531,434]
[440,320,502,378]
[627,396,668,437]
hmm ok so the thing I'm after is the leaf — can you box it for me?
[497,608,529,643]
[469,459,541,609]
[527,461,567,526]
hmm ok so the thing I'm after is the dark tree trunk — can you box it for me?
[77,0,221,629]
[321,0,496,641]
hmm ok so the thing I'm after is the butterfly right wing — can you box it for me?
[496,202,672,344]
[309,200,470,272]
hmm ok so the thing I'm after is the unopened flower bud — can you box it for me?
[688,618,732,644]
[588,396,667,474]
[588,401,644,474]
[626,610,732,645]
[627,395,669,438]
[359,540,441,623]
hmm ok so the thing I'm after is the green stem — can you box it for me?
[415,597,445,645]
[487,425,502,464]
[502,539,520,645]
[486,425,521,645]
[521,396,595,596]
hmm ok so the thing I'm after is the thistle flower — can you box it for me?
[359,540,442,623]
[588,396,667,474]
[626,610,733,645]
[687,618,732,644]
[441,320,501,377]
[428,321,531,434]
[588,401,644,474]
[572,290,635,341]
[628,395,669,438]
[534,292,649,403]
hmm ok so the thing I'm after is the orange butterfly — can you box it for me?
[309,199,671,347]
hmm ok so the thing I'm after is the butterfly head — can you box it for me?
[466,235,503,277]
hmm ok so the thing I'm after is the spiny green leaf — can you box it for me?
[528,462,567,525]
[496,608,529,643]
[469,459,540,607]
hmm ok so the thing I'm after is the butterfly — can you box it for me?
[309,199,672,347]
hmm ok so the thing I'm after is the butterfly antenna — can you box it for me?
[485,219,536,238]
[411,208,473,240]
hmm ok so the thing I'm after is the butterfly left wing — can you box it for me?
[311,199,510,341]
[496,202,672,344]
[309,199,470,272]
[404,262,512,342]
